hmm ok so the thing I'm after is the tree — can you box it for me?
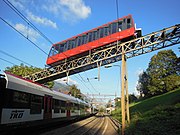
[69,84,82,99]
[114,97,121,108]
[136,71,150,97]
[147,50,179,96]
[129,94,138,103]
[106,99,113,108]
[5,64,54,88]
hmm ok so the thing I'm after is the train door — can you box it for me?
[66,102,71,118]
[44,95,52,119]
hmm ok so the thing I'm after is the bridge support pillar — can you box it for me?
[121,45,130,135]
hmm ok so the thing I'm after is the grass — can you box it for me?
[130,88,180,114]
[111,88,180,135]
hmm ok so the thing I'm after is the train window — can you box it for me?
[59,44,64,53]
[88,32,92,42]
[92,31,98,41]
[30,94,43,114]
[81,35,87,45]
[55,44,60,53]
[13,91,29,104]
[61,100,66,113]
[75,103,79,110]
[0,75,6,90]
[64,42,67,51]
[127,18,131,29]
[6,91,29,108]
[85,34,88,44]
[111,22,118,34]
[76,37,81,46]
[99,28,104,38]
[49,46,55,57]
[118,21,123,31]
[67,41,70,50]
[53,99,60,113]
[104,27,109,37]
[50,45,59,56]
[71,39,75,48]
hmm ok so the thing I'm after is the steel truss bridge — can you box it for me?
[25,24,180,83]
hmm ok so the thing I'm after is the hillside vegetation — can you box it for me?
[112,88,180,135]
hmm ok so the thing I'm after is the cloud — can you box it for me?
[135,68,144,76]
[14,23,39,42]
[9,0,25,10]
[27,11,58,29]
[9,0,58,29]
[43,0,91,23]
[60,0,91,19]
[55,77,78,86]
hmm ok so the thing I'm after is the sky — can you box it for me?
[0,0,179,101]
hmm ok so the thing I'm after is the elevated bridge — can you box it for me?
[24,24,180,83]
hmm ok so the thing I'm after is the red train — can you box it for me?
[46,14,141,66]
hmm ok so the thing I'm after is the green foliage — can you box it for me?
[112,88,180,134]
[125,104,180,135]
[69,84,82,99]
[146,50,179,96]
[136,71,149,96]
[5,63,42,77]
[130,88,180,114]
[137,50,179,97]
[5,64,54,88]
[129,94,138,103]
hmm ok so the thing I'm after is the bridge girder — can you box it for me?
[24,24,180,83]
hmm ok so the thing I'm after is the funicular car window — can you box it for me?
[60,44,64,53]
[88,32,92,42]
[127,18,131,29]
[104,27,109,37]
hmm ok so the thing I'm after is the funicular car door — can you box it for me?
[44,95,52,119]
[66,101,71,118]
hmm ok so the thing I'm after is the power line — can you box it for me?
[3,0,68,58]
[3,0,54,45]
[116,0,120,20]
[78,73,99,93]
[0,57,16,65]
[74,74,94,94]
[0,16,49,56]
[0,49,34,67]
[88,80,99,93]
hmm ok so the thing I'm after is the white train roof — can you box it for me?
[4,72,88,105]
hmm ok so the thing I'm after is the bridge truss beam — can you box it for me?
[24,24,180,83]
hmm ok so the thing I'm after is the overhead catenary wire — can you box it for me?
[0,49,34,67]
[116,0,120,20]
[0,57,16,65]
[78,73,100,93]
[0,16,49,56]
[3,0,54,45]
[74,74,94,94]
[3,0,68,58]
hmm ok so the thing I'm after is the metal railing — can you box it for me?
[24,24,180,83]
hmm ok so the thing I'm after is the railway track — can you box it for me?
[41,115,120,135]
